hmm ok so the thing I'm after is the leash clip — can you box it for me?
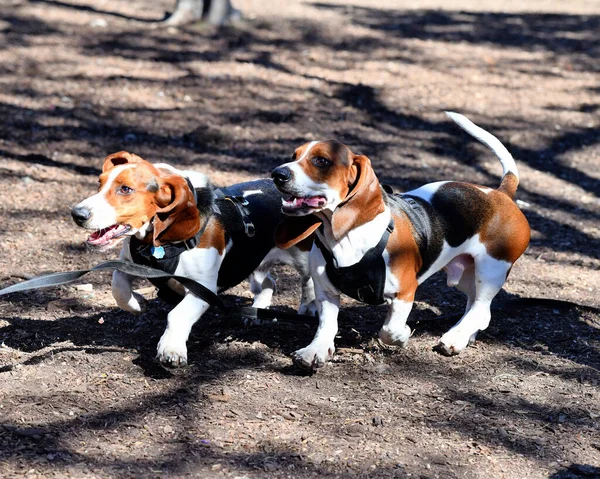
[244,219,256,237]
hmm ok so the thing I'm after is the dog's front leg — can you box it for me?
[292,291,340,369]
[292,247,339,369]
[156,292,212,367]
[156,247,222,367]
[111,242,147,314]
[379,297,414,347]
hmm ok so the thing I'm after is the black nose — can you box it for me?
[271,166,292,187]
[71,205,91,226]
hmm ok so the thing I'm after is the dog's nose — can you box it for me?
[271,167,292,187]
[71,205,91,226]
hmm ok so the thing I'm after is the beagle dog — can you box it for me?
[72,152,315,367]
[271,112,530,368]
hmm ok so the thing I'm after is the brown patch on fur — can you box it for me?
[498,172,519,199]
[296,142,352,193]
[102,151,145,172]
[386,213,421,302]
[153,174,200,245]
[197,217,227,255]
[292,141,354,216]
[274,215,322,249]
[480,190,530,263]
[330,154,385,240]
[101,161,163,230]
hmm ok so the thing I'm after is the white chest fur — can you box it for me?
[315,209,391,267]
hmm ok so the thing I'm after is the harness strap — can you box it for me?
[315,219,395,305]
[0,261,314,324]
[223,196,255,237]
[215,193,256,238]
[400,195,431,251]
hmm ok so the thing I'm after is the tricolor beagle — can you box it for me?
[271,112,530,368]
[72,152,315,367]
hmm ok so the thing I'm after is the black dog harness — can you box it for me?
[315,220,394,305]
[314,191,432,306]
[129,185,254,275]
[128,178,281,303]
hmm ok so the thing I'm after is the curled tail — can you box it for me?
[445,111,519,199]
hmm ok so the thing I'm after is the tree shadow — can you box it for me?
[549,464,600,478]
[1,288,597,476]
[29,0,160,23]
[310,3,600,72]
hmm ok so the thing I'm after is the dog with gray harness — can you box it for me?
[271,113,530,369]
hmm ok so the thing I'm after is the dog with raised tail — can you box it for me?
[271,112,530,369]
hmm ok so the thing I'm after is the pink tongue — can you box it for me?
[87,225,124,245]
[302,197,324,207]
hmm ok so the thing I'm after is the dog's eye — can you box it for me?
[117,185,134,195]
[312,156,332,168]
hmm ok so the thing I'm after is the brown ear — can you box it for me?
[102,151,144,173]
[152,175,201,246]
[274,215,322,250]
[331,154,385,240]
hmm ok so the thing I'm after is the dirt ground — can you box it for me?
[0,0,599,478]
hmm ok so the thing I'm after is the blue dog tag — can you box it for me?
[151,246,165,259]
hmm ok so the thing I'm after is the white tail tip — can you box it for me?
[444,111,518,181]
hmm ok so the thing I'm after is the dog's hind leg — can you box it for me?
[436,254,511,355]
[112,270,148,314]
[298,274,317,316]
[452,264,478,345]
[111,243,147,314]
[289,246,317,316]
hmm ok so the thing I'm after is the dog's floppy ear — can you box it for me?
[152,174,200,246]
[102,151,144,173]
[331,154,385,240]
[275,215,322,250]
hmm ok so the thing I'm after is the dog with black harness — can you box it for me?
[71,151,316,367]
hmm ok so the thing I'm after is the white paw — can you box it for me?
[292,342,334,369]
[435,330,472,356]
[116,292,148,315]
[298,300,318,317]
[251,291,273,309]
[378,324,411,347]
[156,332,188,367]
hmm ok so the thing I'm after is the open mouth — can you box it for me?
[87,224,131,247]
[282,195,327,214]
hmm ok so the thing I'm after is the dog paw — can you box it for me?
[434,331,471,356]
[433,341,460,356]
[251,294,273,310]
[156,335,188,368]
[132,292,148,314]
[116,292,148,315]
[298,300,318,317]
[378,324,411,347]
[292,343,334,369]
